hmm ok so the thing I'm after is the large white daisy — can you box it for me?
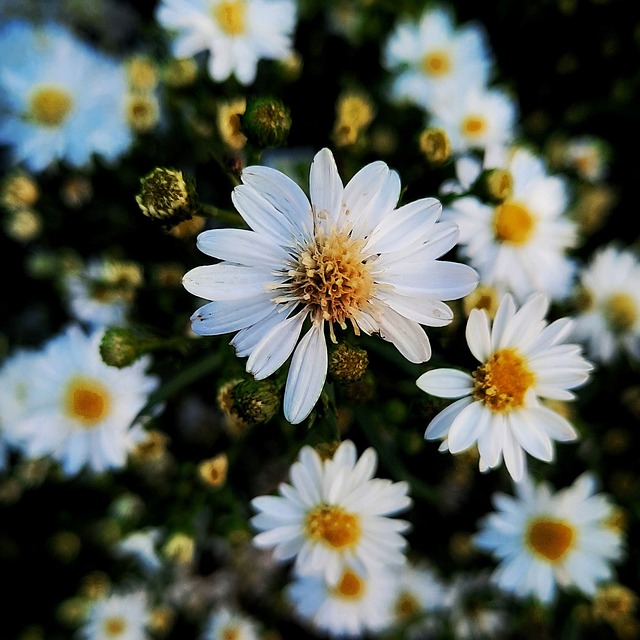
[4,324,160,477]
[250,439,412,585]
[155,0,297,85]
[0,19,133,172]
[473,472,625,603]
[182,147,478,424]
[442,146,578,303]
[416,292,593,482]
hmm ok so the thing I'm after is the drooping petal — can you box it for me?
[377,308,431,363]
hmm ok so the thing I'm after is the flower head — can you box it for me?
[417,292,593,481]
[250,439,412,585]
[473,472,625,603]
[202,605,261,640]
[183,147,478,423]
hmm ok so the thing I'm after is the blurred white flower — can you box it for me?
[202,605,261,640]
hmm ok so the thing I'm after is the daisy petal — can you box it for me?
[415,368,473,398]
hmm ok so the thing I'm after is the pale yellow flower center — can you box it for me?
[526,517,576,562]
[304,505,361,549]
[222,628,240,640]
[29,85,73,126]
[461,114,487,137]
[332,570,365,600]
[289,229,374,340]
[65,376,112,427]
[103,616,127,637]
[213,0,247,35]
[421,50,451,76]
[493,201,535,245]
[472,348,536,413]
[604,292,637,333]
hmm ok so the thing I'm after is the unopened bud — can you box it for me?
[99,327,141,368]
[418,128,451,165]
[241,97,292,148]
[198,453,229,487]
[478,168,513,202]
[329,342,368,383]
[231,378,280,424]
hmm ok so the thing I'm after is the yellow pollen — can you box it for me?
[422,51,451,76]
[104,616,127,637]
[65,376,111,427]
[333,570,365,599]
[395,591,420,620]
[304,505,361,549]
[604,292,637,333]
[222,628,240,640]
[461,115,486,136]
[213,0,247,35]
[493,201,535,245]
[290,230,373,341]
[472,348,536,413]
[29,85,73,126]
[526,517,576,562]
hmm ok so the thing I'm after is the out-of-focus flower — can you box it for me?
[562,135,610,182]
[155,0,298,85]
[201,605,261,640]
[331,89,375,148]
[570,243,640,365]
[0,19,133,172]
[217,97,247,150]
[250,439,412,584]
[115,527,164,575]
[286,565,397,638]
[2,324,160,477]
[443,146,578,303]
[182,147,478,423]
[417,293,593,482]
[473,472,625,603]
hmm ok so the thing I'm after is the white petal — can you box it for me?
[283,323,328,424]
[490,294,517,350]
[309,148,343,226]
[508,411,554,462]
[415,368,473,398]
[342,160,392,230]
[502,428,526,482]
[447,401,486,453]
[466,307,493,362]
[378,291,453,327]
[231,307,290,356]
[378,308,431,363]
[424,396,474,440]
[182,264,270,300]
[189,297,274,335]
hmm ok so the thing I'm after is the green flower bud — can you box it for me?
[99,327,140,368]
[240,97,292,148]
[328,342,368,383]
[231,378,280,425]
[477,168,513,203]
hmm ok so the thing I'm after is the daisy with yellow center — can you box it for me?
[416,292,593,482]
[155,0,297,85]
[251,440,412,586]
[78,589,152,640]
[474,472,625,603]
[201,605,261,640]
[183,147,478,423]
[4,324,160,476]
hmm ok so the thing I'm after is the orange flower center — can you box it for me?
[65,376,111,427]
[493,201,535,245]
[526,517,576,562]
[304,505,361,549]
[421,51,451,76]
[213,0,247,35]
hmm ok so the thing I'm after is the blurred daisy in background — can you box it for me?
[417,292,593,482]
[443,146,578,303]
[570,243,640,365]
[201,605,261,640]
[473,472,625,603]
[182,147,478,423]
[250,439,412,585]
[0,19,133,172]
[2,324,160,477]
[155,0,298,85]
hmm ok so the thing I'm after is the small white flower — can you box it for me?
[115,527,164,574]
[202,605,261,640]
[250,439,412,585]
[78,588,153,640]
[3,324,160,477]
[473,472,625,603]
[570,243,640,364]
[416,293,593,482]
[286,565,397,638]
[155,0,297,85]
[442,146,578,303]
[563,135,610,182]
[0,19,133,172]
[182,147,478,424]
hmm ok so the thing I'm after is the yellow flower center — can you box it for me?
[64,376,112,427]
[332,570,365,600]
[288,229,374,341]
[222,628,240,640]
[421,51,451,76]
[472,348,536,413]
[526,517,576,562]
[604,292,637,333]
[493,201,535,245]
[104,616,127,637]
[304,505,361,549]
[394,591,421,620]
[461,115,487,137]
[213,0,247,35]
[28,85,73,127]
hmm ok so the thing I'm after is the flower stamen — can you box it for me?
[304,505,361,549]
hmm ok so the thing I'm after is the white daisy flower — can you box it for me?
[382,5,493,108]
[0,19,133,172]
[428,84,518,155]
[202,605,261,640]
[442,146,578,303]
[250,439,412,585]
[78,588,153,640]
[562,135,610,182]
[182,147,478,424]
[416,293,593,482]
[473,472,625,603]
[115,527,164,575]
[570,243,640,365]
[286,565,397,638]
[155,0,297,85]
[4,324,160,477]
